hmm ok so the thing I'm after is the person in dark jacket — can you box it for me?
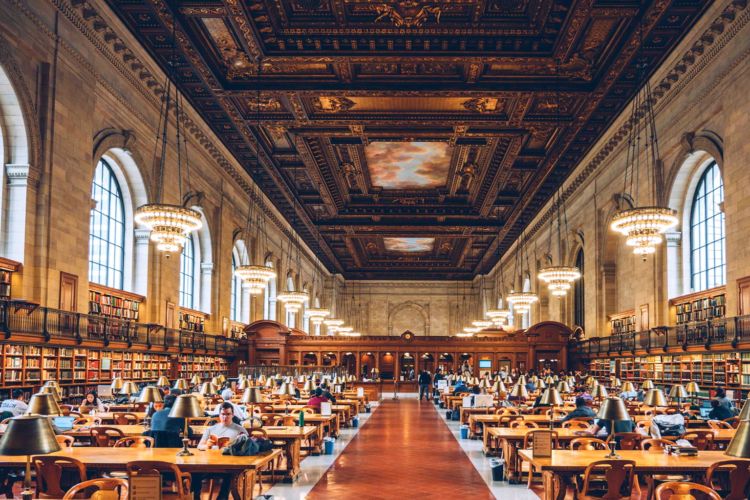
[560,397,597,422]
[418,370,432,401]
[708,399,734,420]
[150,394,184,435]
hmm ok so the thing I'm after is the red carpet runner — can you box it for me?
[306,398,494,499]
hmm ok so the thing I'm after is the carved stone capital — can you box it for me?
[200,262,214,274]
[5,164,31,186]
[134,229,152,244]
[665,231,682,246]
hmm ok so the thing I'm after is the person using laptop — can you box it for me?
[708,399,734,420]
[0,389,28,417]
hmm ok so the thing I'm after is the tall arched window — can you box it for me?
[573,249,584,328]
[690,162,725,291]
[179,234,196,309]
[263,260,277,321]
[88,159,125,289]
[230,253,242,322]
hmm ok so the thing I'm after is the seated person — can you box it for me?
[193,403,248,500]
[452,380,468,395]
[320,384,336,403]
[714,388,736,413]
[220,387,235,402]
[496,391,514,408]
[561,397,597,423]
[525,381,537,393]
[588,418,635,439]
[150,395,184,434]
[307,388,329,410]
[619,388,638,400]
[0,389,28,417]
[708,399,734,420]
[78,391,105,413]
[208,400,247,422]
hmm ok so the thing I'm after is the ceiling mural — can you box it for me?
[106,0,710,279]
[365,142,452,189]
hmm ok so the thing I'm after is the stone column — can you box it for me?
[3,164,30,262]
[665,232,682,298]
[200,262,213,313]
[133,229,151,297]
[240,284,251,323]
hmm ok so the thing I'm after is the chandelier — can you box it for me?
[336,326,354,334]
[463,326,481,334]
[340,331,361,337]
[611,207,678,255]
[277,291,309,313]
[538,266,581,296]
[472,320,493,329]
[324,318,344,333]
[507,291,539,313]
[135,205,202,253]
[610,43,677,255]
[486,308,511,327]
[234,265,276,295]
[455,332,474,337]
[305,307,330,326]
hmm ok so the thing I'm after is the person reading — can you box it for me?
[307,388,329,410]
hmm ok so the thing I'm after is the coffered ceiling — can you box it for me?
[106,0,709,279]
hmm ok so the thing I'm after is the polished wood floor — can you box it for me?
[306,397,495,498]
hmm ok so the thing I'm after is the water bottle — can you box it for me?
[298,411,305,427]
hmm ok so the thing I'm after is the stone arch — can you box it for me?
[388,301,429,336]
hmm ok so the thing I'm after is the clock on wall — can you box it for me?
[401,331,415,342]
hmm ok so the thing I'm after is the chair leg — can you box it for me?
[527,464,533,489]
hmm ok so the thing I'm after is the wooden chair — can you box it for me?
[707,420,733,430]
[654,481,721,500]
[607,432,643,450]
[55,435,74,448]
[250,428,269,439]
[495,407,520,416]
[635,420,651,432]
[90,427,125,447]
[522,430,559,488]
[570,437,608,450]
[562,420,590,430]
[575,459,636,500]
[62,477,128,499]
[509,420,538,430]
[682,430,715,451]
[125,461,191,500]
[113,436,154,448]
[705,459,750,500]
[0,417,13,425]
[545,409,567,418]
[640,439,690,498]
[33,456,87,499]
[73,417,101,427]
[724,417,740,429]
[112,412,138,425]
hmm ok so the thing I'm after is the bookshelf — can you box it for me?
[609,310,636,336]
[178,308,206,333]
[88,284,143,321]
[670,287,726,325]
[0,258,21,300]
[178,354,229,380]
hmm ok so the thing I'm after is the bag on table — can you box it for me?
[653,414,686,437]
[222,434,272,456]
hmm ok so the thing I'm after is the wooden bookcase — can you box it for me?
[178,308,206,333]
[670,286,726,325]
[609,310,636,336]
[0,258,22,300]
[88,284,144,321]
[177,354,229,380]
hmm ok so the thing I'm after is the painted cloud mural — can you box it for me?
[365,141,451,189]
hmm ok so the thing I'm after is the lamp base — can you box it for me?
[21,488,32,500]
[177,438,193,457]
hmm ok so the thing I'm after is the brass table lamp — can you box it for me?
[738,399,750,421]
[539,388,563,429]
[157,376,170,387]
[241,387,263,422]
[510,384,529,401]
[726,419,750,458]
[39,385,61,403]
[685,381,700,406]
[302,380,314,393]
[556,381,571,394]
[644,388,668,408]
[138,386,163,427]
[168,395,204,456]
[493,380,507,394]
[620,381,636,393]
[596,397,630,458]
[642,380,655,391]
[199,382,216,397]
[669,384,688,407]
[173,378,190,391]
[592,384,609,402]
[27,393,63,416]
[190,374,202,386]
[120,381,140,402]
[110,377,124,392]
[0,416,60,500]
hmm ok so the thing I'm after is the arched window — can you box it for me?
[573,249,584,328]
[179,234,196,309]
[690,162,725,291]
[230,240,250,323]
[88,159,125,289]
[263,260,277,321]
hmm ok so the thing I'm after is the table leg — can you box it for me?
[502,439,521,484]
[283,438,302,483]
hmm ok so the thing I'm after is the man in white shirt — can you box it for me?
[194,403,248,500]
[0,390,28,416]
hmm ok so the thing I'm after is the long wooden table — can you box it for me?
[518,449,732,500]
[0,447,281,499]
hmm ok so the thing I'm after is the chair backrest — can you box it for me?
[654,481,721,500]
[114,436,154,448]
[73,417,101,426]
[545,409,567,418]
[724,417,740,429]
[270,415,286,426]
[580,460,636,500]
[640,438,673,452]
[113,412,138,425]
[250,428,269,439]
[90,427,125,447]
[562,420,590,430]
[33,456,87,499]
[707,420,733,430]
[62,478,128,500]
[682,430,715,450]
[570,437,608,451]
[510,420,539,429]
[523,430,559,449]
[126,461,191,499]
[705,459,750,500]
[496,408,520,416]
[607,432,643,450]
[55,435,74,448]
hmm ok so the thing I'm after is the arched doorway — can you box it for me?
[438,353,454,374]
[400,352,415,381]
[459,353,473,375]
[302,352,318,366]
[341,352,356,375]
[379,352,395,380]
[322,352,337,367]
[419,353,434,373]
[360,352,375,379]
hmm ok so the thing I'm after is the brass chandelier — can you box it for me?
[538,190,580,297]
[507,231,538,313]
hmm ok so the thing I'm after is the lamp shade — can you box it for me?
[26,393,62,416]
[0,416,60,455]
[544,376,555,385]
[479,379,490,389]
[644,389,668,407]
[685,381,700,394]
[138,386,163,404]
[303,380,314,392]
[738,399,750,421]
[216,374,227,384]
[190,375,201,386]
[283,383,297,396]
[173,379,189,391]
[510,384,529,399]
[157,376,170,387]
[168,395,204,419]
[120,382,140,395]
[199,383,216,396]
[39,385,61,402]
[42,381,59,388]
[493,381,507,393]
[592,385,609,399]
[596,397,630,421]
[240,388,263,404]
[237,379,249,391]
[726,420,750,458]
[620,381,636,393]
[610,377,622,388]
[111,377,124,392]
[556,381,572,393]
[539,388,563,406]
[517,375,527,386]
[642,380,654,390]
[669,385,688,399]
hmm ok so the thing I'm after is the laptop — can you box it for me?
[52,416,76,432]
[698,407,711,419]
